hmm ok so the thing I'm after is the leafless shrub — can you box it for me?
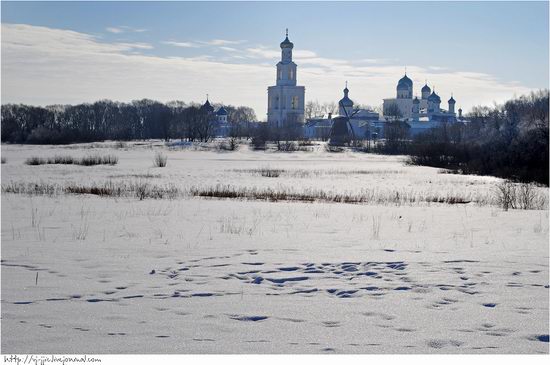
[217,138,239,151]
[134,181,149,200]
[493,181,547,210]
[495,181,516,211]
[517,183,541,210]
[277,141,298,152]
[250,136,266,150]
[153,152,167,167]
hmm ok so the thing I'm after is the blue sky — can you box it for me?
[2,1,548,118]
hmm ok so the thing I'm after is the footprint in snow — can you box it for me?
[528,334,549,343]
[322,321,341,328]
[229,315,268,322]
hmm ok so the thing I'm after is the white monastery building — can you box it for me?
[261,31,465,139]
[267,30,306,127]
[383,74,458,123]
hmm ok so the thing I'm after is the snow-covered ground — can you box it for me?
[1,141,548,354]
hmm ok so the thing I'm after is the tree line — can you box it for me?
[380,90,548,186]
[1,99,257,144]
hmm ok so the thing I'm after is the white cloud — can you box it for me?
[117,42,154,50]
[199,39,246,46]
[219,46,238,52]
[244,47,280,59]
[162,41,200,48]
[163,39,247,50]
[106,25,148,34]
[2,23,535,119]
[106,27,123,34]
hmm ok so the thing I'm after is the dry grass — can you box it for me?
[2,181,178,200]
[3,180,546,209]
[371,215,381,239]
[325,145,344,153]
[190,184,481,206]
[234,168,404,178]
[25,154,118,166]
[107,173,161,179]
[153,152,167,167]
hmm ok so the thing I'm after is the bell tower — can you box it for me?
[276,29,297,87]
[267,29,305,127]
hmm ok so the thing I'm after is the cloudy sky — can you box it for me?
[1,1,548,119]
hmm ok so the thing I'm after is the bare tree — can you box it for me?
[384,103,403,122]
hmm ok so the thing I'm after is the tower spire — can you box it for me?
[286,28,288,38]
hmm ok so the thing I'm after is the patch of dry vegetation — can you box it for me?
[153,152,167,167]
[191,184,485,206]
[25,154,118,166]
[2,181,178,200]
[3,180,546,209]
[233,168,404,178]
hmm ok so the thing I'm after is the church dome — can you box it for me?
[280,37,293,48]
[421,84,431,93]
[428,91,441,103]
[280,30,294,49]
[216,106,228,116]
[448,96,456,104]
[397,74,413,90]
[413,96,420,104]
[201,98,214,112]
[339,86,353,107]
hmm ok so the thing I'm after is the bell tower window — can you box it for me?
[291,96,298,110]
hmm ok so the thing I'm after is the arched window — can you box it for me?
[291,96,298,110]
[275,96,279,109]
[289,69,294,80]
